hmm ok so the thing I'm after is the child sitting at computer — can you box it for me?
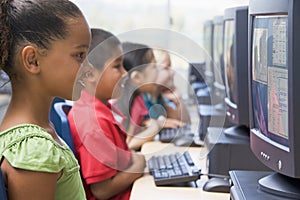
[68,28,146,200]
[115,42,185,150]
[144,48,191,124]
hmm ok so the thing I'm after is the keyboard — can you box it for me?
[159,127,193,143]
[147,151,201,186]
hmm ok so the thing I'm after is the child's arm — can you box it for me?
[126,117,186,150]
[2,158,60,200]
[126,119,160,150]
[159,117,186,129]
[163,91,191,124]
[89,152,146,200]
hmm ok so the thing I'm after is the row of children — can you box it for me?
[68,28,191,200]
[0,0,190,199]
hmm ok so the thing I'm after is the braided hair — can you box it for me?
[0,0,10,74]
[0,0,83,79]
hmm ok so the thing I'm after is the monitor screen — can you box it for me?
[224,20,235,104]
[252,15,289,148]
[249,0,300,197]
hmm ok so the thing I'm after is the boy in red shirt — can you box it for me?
[68,28,146,200]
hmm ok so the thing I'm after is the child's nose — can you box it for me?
[121,65,128,77]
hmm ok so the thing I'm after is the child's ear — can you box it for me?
[21,45,41,74]
[130,71,142,85]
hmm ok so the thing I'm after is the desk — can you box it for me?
[130,141,230,200]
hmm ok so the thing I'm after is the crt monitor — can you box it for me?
[223,6,249,138]
[249,0,300,198]
[203,19,214,89]
[212,15,226,103]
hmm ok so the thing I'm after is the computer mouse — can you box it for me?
[202,177,231,193]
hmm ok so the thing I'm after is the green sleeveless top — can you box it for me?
[0,124,86,200]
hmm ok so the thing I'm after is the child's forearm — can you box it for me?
[89,153,146,199]
[90,169,143,200]
[127,121,160,150]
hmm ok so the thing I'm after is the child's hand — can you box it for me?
[157,117,186,129]
[163,89,181,105]
[132,152,146,165]
[143,119,161,134]
[128,152,146,173]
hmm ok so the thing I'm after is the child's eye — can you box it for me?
[114,63,124,70]
[75,52,85,62]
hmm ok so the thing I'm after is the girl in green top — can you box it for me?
[0,0,91,199]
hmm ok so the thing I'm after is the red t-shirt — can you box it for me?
[68,91,132,200]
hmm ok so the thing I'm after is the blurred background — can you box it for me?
[70,0,249,98]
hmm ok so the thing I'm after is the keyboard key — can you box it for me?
[184,151,195,166]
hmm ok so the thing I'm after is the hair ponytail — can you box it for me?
[0,0,11,71]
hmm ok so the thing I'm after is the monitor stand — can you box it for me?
[258,173,300,199]
[230,170,300,200]
[223,125,249,141]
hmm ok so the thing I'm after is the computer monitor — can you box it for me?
[203,20,214,89]
[223,6,249,138]
[249,0,300,198]
[212,15,226,103]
